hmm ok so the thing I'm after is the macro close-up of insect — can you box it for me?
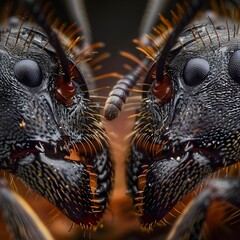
[0,0,240,239]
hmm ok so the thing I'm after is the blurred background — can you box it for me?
[1,0,240,240]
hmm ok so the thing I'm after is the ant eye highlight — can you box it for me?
[14,59,42,87]
[229,50,240,84]
[183,58,209,86]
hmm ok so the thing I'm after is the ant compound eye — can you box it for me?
[183,58,209,86]
[14,59,42,87]
[229,50,240,84]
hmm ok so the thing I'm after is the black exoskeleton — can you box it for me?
[0,0,113,231]
[121,0,240,237]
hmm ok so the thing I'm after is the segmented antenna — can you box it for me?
[21,0,77,105]
[139,0,167,45]
[103,0,164,121]
[104,0,208,121]
[104,58,150,120]
[66,0,92,49]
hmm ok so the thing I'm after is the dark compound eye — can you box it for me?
[14,59,42,87]
[183,58,209,86]
[229,50,240,84]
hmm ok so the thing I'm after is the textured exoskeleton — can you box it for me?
[0,0,113,231]
[107,0,240,236]
[128,18,240,225]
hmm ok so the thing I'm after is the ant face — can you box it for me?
[0,1,113,229]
